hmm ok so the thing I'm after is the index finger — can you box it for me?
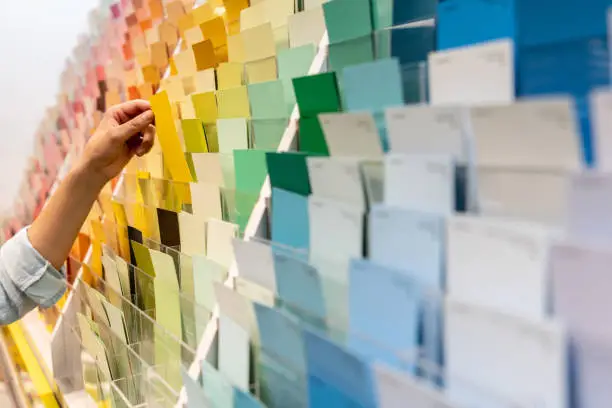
[106,100,152,124]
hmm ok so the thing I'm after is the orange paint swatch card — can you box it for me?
[200,16,227,49]
[193,40,217,70]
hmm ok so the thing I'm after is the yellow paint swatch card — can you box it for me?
[217,86,251,118]
[142,65,161,85]
[146,27,161,46]
[274,25,290,50]
[184,26,205,47]
[205,124,220,152]
[194,68,217,92]
[266,0,295,28]
[217,62,244,90]
[150,91,193,182]
[206,219,239,269]
[178,13,195,36]
[178,212,207,256]
[191,182,224,221]
[191,153,225,185]
[193,40,218,71]
[245,57,278,84]
[174,49,198,76]
[200,16,227,48]
[192,92,218,124]
[227,34,246,63]
[224,0,250,22]
[192,3,214,24]
[181,119,209,153]
[161,76,186,102]
[240,2,267,31]
[242,23,276,62]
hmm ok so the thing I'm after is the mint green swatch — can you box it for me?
[248,80,292,119]
[217,118,249,154]
[278,44,317,79]
[252,119,289,150]
[329,35,375,79]
[323,0,373,44]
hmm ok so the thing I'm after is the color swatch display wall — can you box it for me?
[3,0,612,407]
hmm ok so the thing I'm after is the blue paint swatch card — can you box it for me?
[303,330,377,408]
[348,259,421,374]
[271,187,310,252]
[273,251,327,328]
[437,0,515,50]
[368,205,445,289]
[234,388,265,408]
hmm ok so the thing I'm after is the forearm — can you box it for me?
[27,162,106,270]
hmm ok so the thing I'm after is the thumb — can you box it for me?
[113,110,155,142]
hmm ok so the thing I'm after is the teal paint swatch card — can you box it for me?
[271,187,310,251]
[323,0,373,44]
[348,258,421,374]
[342,58,404,112]
[201,360,235,407]
[181,368,209,407]
[234,388,266,407]
[273,251,326,327]
[248,80,292,119]
[266,152,312,196]
[368,205,445,289]
[254,304,308,407]
[303,330,377,407]
[328,35,375,76]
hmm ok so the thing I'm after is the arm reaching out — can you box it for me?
[0,100,155,324]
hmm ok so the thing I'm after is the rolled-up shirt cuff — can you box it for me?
[0,228,67,308]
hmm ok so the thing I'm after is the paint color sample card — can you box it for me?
[591,88,612,171]
[374,364,459,408]
[349,259,421,373]
[219,314,250,391]
[293,72,342,117]
[384,153,455,215]
[566,172,612,244]
[248,80,291,119]
[444,298,566,408]
[369,205,445,288]
[232,238,276,292]
[288,7,326,48]
[266,152,312,196]
[428,39,514,106]
[271,187,310,251]
[319,112,384,158]
[342,58,404,112]
[217,118,249,154]
[470,97,581,170]
[307,157,366,209]
[385,105,467,163]
[447,215,553,320]
[309,196,364,262]
[303,330,377,407]
[323,0,372,44]
[206,219,239,269]
[201,360,235,407]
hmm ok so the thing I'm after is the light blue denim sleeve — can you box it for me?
[0,227,67,325]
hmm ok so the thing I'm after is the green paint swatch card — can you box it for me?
[293,72,342,117]
[299,117,329,156]
[248,80,291,119]
[266,152,312,196]
[323,0,373,44]
[218,118,249,154]
[234,149,269,193]
[181,119,209,153]
[328,36,375,78]
[278,44,316,79]
[252,119,288,150]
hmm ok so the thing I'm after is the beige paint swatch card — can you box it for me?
[288,7,326,48]
[232,238,276,291]
[194,69,217,92]
[242,23,276,62]
[206,219,239,269]
[428,39,514,106]
[240,2,267,30]
[470,96,581,170]
[228,34,246,63]
[319,112,384,158]
[307,157,366,209]
[190,182,223,221]
[385,105,467,163]
[214,282,257,335]
[447,215,554,320]
[235,276,275,306]
[178,211,207,256]
[191,153,225,185]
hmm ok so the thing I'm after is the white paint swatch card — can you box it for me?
[447,215,554,320]
[308,196,364,262]
[213,282,258,337]
[386,105,468,163]
[477,168,570,226]
[206,219,239,269]
[374,363,458,408]
[470,97,581,170]
[428,39,514,106]
[288,6,326,48]
[319,112,384,158]
[444,298,566,408]
[384,153,455,215]
[590,88,612,171]
[307,157,366,209]
[566,172,612,244]
[232,238,277,292]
